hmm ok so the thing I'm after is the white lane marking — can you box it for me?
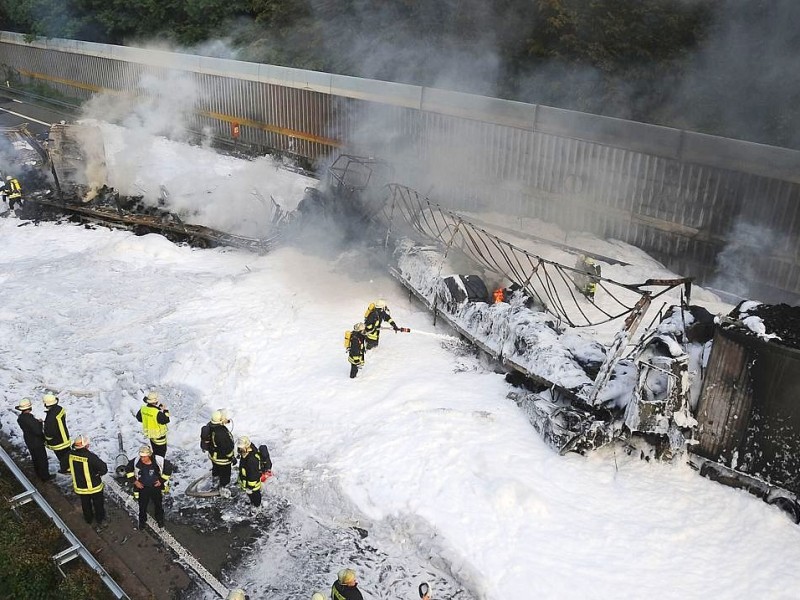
[12,99,22,103]
[0,107,52,127]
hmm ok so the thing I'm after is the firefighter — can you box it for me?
[136,390,170,457]
[15,397,51,481]
[364,299,401,350]
[236,436,272,514]
[201,409,236,497]
[0,174,6,211]
[43,393,71,474]
[331,568,364,600]
[68,434,108,527]
[347,322,367,378]
[6,175,23,211]
[126,444,172,530]
[573,254,601,300]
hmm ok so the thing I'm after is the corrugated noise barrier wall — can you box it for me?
[1,32,800,304]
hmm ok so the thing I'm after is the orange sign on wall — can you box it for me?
[232,123,241,139]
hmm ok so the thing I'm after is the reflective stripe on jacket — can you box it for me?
[237,447,262,492]
[209,425,235,465]
[69,449,107,494]
[364,306,396,341]
[44,406,71,451]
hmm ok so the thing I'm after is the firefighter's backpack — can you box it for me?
[200,423,211,451]
[344,330,351,350]
[257,444,273,473]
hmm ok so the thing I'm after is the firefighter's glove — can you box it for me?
[392,324,399,332]
[245,488,253,495]
[231,456,237,466]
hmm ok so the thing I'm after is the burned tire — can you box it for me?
[768,496,800,524]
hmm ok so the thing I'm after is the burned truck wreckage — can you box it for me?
[6,122,800,523]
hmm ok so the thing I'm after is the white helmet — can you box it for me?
[311,594,326,600]
[338,568,356,585]
[15,398,33,411]
[145,391,159,404]
[353,322,365,333]
[211,409,226,424]
[236,436,251,452]
[374,299,387,309]
[73,434,90,449]
[43,393,58,407]
[226,590,247,600]
[5,176,11,181]
[139,445,153,457]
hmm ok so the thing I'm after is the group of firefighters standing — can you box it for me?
[13,389,272,531]
[347,299,408,378]
[10,298,430,598]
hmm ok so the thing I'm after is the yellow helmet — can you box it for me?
[374,299,387,309]
[73,435,90,449]
[311,594,326,600]
[139,445,153,457]
[226,590,247,600]
[236,436,251,452]
[43,393,58,407]
[145,391,159,404]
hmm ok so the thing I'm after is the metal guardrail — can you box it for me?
[0,445,129,599]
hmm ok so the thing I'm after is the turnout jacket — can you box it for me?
[205,423,235,465]
[17,412,46,449]
[136,404,170,443]
[347,331,366,366]
[364,305,397,340]
[331,580,364,600]
[68,447,108,494]
[43,405,71,451]
[6,177,22,199]
[125,455,173,497]
[237,443,268,493]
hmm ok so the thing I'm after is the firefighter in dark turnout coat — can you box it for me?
[201,409,236,495]
[347,322,367,378]
[68,435,108,526]
[237,436,272,512]
[364,299,400,349]
[331,568,364,600]
[15,397,51,481]
[126,445,172,529]
[43,394,71,474]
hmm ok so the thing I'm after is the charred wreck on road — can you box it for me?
[6,123,800,525]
